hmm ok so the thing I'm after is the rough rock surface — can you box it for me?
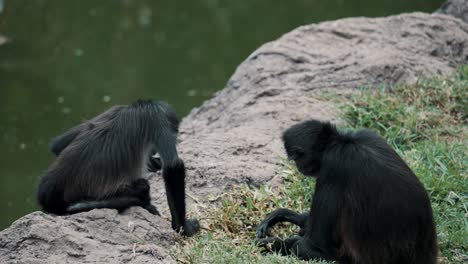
[0,209,176,264]
[1,12,467,264]
[437,0,468,23]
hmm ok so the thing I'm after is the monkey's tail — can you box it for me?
[66,197,141,214]
[66,201,105,214]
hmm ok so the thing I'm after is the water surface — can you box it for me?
[0,0,443,229]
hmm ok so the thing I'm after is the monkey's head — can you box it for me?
[282,120,336,177]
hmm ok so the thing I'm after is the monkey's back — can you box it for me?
[38,100,181,215]
[38,105,148,213]
[337,131,437,264]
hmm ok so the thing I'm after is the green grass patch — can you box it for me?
[172,164,323,264]
[342,66,467,148]
[172,66,467,263]
[342,66,467,262]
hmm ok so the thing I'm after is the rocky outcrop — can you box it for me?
[0,209,175,264]
[1,12,467,264]
[437,0,468,23]
[179,13,468,198]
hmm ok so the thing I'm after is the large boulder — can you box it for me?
[179,12,468,198]
[1,12,467,264]
[437,0,468,23]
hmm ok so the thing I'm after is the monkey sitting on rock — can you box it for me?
[37,100,199,237]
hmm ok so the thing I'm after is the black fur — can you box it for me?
[37,100,199,236]
[256,119,438,264]
[66,178,159,215]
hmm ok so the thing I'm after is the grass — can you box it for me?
[342,65,467,263]
[172,164,321,264]
[171,66,467,263]
[342,66,467,149]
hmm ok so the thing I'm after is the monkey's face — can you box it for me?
[286,146,321,177]
[283,136,322,177]
[283,120,326,177]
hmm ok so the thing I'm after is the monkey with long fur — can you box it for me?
[37,100,199,236]
[256,119,437,263]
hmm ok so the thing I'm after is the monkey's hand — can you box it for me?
[257,237,287,255]
[256,236,300,256]
[299,227,306,236]
[148,157,162,172]
[181,218,200,237]
[256,208,289,238]
[256,209,307,238]
[142,203,160,216]
[256,220,271,239]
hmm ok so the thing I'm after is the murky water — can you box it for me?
[0,0,443,229]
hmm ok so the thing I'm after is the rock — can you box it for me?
[180,13,468,199]
[1,12,467,264]
[0,209,175,264]
[436,0,468,23]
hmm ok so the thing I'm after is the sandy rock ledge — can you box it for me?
[1,11,467,264]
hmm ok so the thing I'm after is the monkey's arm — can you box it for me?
[258,184,340,261]
[162,159,200,236]
[256,209,308,238]
[292,184,340,260]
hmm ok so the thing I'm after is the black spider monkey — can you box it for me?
[256,120,438,264]
[37,100,199,236]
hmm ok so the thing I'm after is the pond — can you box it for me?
[0,0,444,230]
